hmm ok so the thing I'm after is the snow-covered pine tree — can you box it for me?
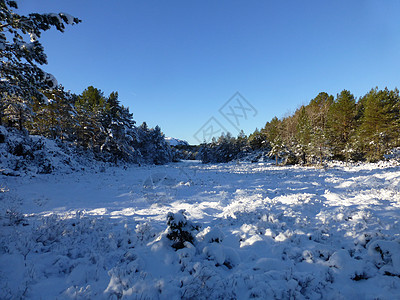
[197,142,212,163]
[248,128,268,150]
[265,117,283,165]
[136,121,151,161]
[235,130,248,154]
[269,135,284,165]
[0,1,81,109]
[214,132,232,163]
[197,132,248,163]
[148,125,173,165]
[100,92,138,162]
[135,122,172,164]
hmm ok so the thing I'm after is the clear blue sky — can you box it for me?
[18,1,400,144]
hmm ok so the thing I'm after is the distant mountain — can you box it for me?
[165,137,189,146]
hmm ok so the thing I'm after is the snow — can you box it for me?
[29,33,38,43]
[59,13,76,25]
[165,137,189,146]
[0,126,104,177]
[44,72,58,89]
[1,160,400,298]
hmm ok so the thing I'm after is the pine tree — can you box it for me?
[279,114,298,164]
[266,117,284,164]
[136,121,151,160]
[100,92,137,162]
[29,86,75,140]
[307,92,333,164]
[149,125,173,164]
[0,0,80,111]
[248,128,268,150]
[269,135,284,165]
[358,88,400,161]
[326,90,356,160]
[74,86,106,150]
[135,122,172,164]
[235,130,248,153]
[295,106,312,164]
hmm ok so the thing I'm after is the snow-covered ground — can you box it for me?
[1,160,400,299]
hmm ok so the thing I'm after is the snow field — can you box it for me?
[1,161,400,299]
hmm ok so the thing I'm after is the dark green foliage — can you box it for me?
[265,117,285,164]
[245,88,400,165]
[74,86,106,150]
[68,88,173,164]
[247,128,268,150]
[9,83,173,165]
[326,90,356,160]
[166,211,199,250]
[357,88,400,161]
[76,86,107,109]
[28,86,75,141]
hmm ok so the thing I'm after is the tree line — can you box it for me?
[199,88,400,164]
[1,85,173,164]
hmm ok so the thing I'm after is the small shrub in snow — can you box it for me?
[0,188,26,227]
[166,210,199,250]
[135,222,154,242]
[368,239,400,275]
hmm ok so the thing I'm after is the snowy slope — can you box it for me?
[0,126,103,176]
[1,161,400,299]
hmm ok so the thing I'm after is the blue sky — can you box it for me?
[18,1,400,144]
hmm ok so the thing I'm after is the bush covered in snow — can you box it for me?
[166,210,199,250]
